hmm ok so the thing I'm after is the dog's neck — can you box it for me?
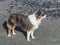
[28,13,41,26]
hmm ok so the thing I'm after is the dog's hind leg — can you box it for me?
[12,24,16,35]
[7,24,12,37]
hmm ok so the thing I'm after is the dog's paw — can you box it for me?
[27,39,31,41]
[27,38,31,41]
[13,32,16,35]
[8,34,11,37]
[32,36,35,39]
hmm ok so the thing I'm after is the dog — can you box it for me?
[7,9,46,41]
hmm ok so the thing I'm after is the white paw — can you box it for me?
[8,34,11,37]
[13,32,16,35]
[32,36,35,39]
[27,39,31,41]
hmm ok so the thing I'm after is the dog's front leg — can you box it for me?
[12,30,16,35]
[12,24,16,35]
[31,30,35,39]
[8,29,11,37]
[27,31,31,41]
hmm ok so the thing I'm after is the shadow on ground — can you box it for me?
[15,26,27,39]
[3,21,8,34]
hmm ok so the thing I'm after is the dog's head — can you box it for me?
[35,9,46,20]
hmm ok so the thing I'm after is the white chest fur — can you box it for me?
[28,14,41,29]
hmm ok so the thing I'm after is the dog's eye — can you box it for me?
[41,14,44,16]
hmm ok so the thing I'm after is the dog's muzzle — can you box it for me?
[43,15,47,18]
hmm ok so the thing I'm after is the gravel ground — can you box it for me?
[0,15,60,45]
[0,0,60,45]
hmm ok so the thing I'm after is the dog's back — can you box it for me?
[7,13,34,31]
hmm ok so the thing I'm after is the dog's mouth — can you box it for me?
[38,15,46,19]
